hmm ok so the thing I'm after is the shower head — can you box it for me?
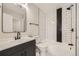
[67,5,74,10]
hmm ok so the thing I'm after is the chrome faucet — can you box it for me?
[15,32,21,40]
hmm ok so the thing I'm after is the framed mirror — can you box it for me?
[2,3,26,33]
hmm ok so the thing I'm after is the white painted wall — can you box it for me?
[46,6,56,42]
[39,9,46,42]
[26,3,39,36]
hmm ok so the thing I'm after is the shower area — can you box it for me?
[33,3,79,56]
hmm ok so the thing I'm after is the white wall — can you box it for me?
[46,7,56,42]
[26,3,39,36]
[39,9,46,42]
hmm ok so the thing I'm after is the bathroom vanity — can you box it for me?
[0,3,37,56]
[0,39,36,56]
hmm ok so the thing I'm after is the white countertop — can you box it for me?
[0,37,35,51]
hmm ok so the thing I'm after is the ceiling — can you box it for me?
[34,3,65,13]
[33,3,73,14]
[34,3,58,13]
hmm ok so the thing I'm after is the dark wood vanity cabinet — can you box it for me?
[0,40,36,56]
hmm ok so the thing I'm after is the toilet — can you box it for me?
[36,40,48,56]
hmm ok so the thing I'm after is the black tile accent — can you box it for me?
[57,8,62,42]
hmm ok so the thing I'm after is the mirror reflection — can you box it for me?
[2,3,26,32]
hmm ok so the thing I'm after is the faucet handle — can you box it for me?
[17,32,21,39]
[15,37,17,40]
